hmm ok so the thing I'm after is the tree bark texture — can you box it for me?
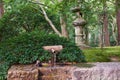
[0,1,4,18]
[116,0,120,45]
[83,27,89,45]
[58,0,69,38]
[111,24,118,45]
[60,15,69,38]
[99,33,103,47]
[103,2,110,46]
[98,14,104,47]
[103,13,110,46]
[0,0,4,41]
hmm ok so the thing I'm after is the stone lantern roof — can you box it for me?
[71,7,80,13]
[71,7,86,26]
[73,18,86,26]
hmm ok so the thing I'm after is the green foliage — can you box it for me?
[0,31,85,79]
[0,62,9,80]
[0,2,60,41]
[0,3,43,40]
[39,0,76,41]
[83,46,120,62]
[0,31,85,63]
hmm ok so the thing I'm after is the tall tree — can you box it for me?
[0,0,4,18]
[102,0,110,46]
[116,0,120,45]
[58,0,69,38]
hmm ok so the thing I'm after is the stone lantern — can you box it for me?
[71,7,87,48]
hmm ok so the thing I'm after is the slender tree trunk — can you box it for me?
[58,0,69,38]
[98,14,104,47]
[0,0,4,41]
[95,33,99,46]
[111,23,118,45]
[84,27,89,45]
[99,33,103,47]
[110,15,118,45]
[60,14,69,38]
[0,0,4,18]
[116,0,120,45]
[103,1,110,46]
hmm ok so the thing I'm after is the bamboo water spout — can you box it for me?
[43,45,63,67]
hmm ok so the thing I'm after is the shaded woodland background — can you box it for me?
[0,0,120,80]
[0,0,120,47]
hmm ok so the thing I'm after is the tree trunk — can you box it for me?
[0,0,4,18]
[60,15,69,38]
[99,33,103,47]
[98,14,104,47]
[116,0,120,45]
[110,19,118,45]
[0,0,4,41]
[103,1,110,46]
[112,25,118,45]
[103,13,110,46]
[58,0,69,38]
[84,27,89,45]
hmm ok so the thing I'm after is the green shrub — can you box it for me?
[0,3,42,41]
[0,31,85,79]
[0,31,85,63]
[0,62,9,80]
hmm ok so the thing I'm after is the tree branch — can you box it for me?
[29,1,50,8]
[39,5,62,36]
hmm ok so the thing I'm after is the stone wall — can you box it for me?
[7,65,75,80]
[7,62,120,80]
[7,65,38,80]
